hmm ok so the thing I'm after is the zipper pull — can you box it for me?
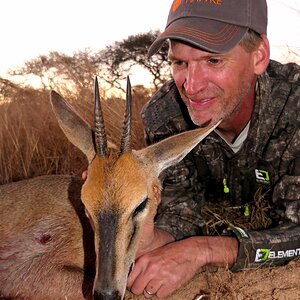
[223,178,230,194]
[244,204,250,218]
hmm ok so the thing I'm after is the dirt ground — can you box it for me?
[125,259,300,300]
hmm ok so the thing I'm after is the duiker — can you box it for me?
[0,77,220,299]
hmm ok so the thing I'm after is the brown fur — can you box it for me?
[0,91,220,299]
[0,176,94,299]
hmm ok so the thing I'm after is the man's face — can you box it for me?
[168,41,258,127]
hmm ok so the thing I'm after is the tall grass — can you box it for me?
[0,85,150,185]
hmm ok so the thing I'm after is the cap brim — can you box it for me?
[148,18,247,56]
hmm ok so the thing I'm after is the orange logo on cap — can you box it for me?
[173,0,222,12]
[172,0,182,12]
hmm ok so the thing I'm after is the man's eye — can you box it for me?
[170,60,184,66]
[208,58,222,65]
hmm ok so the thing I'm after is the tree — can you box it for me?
[8,50,101,96]
[7,30,170,94]
[100,30,171,90]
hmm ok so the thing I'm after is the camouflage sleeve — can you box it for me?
[228,222,300,271]
[154,155,206,240]
[229,146,300,271]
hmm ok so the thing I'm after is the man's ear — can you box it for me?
[253,34,270,76]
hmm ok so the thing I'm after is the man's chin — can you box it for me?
[190,113,212,127]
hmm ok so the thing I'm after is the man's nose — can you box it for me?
[184,64,208,95]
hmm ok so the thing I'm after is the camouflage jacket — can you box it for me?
[141,60,300,271]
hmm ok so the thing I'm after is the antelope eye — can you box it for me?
[133,197,149,218]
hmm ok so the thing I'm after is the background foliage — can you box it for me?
[0,31,170,184]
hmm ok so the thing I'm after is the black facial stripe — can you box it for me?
[97,210,119,284]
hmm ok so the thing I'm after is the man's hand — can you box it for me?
[127,236,238,298]
[127,237,205,298]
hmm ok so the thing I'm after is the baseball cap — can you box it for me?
[148,0,267,56]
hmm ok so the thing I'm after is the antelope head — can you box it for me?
[50,77,220,300]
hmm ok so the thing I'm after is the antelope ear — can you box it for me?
[50,91,96,163]
[134,120,221,176]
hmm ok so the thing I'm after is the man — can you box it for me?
[127,0,300,298]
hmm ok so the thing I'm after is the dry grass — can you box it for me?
[0,85,149,184]
[202,187,273,235]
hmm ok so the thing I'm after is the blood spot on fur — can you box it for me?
[38,233,53,245]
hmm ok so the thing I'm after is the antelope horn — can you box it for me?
[94,76,108,157]
[120,76,132,154]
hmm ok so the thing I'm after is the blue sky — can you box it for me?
[0,0,299,83]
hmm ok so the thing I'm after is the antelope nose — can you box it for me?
[93,289,122,300]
